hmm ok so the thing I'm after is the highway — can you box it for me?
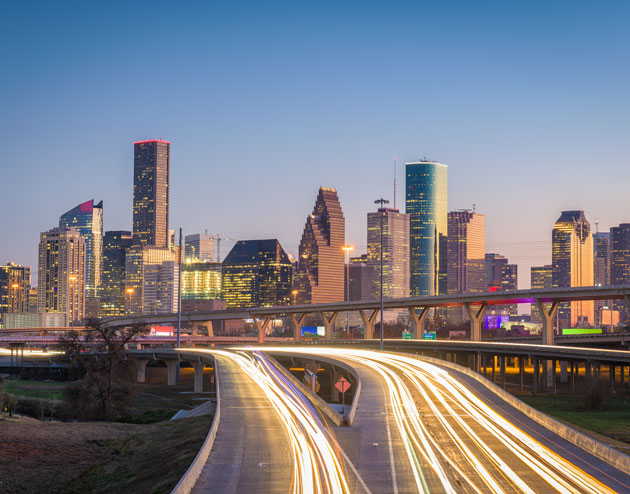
[265,347,630,494]
[190,349,352,494]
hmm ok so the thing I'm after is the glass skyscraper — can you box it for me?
[133,139,170,248]
[405,161,448,296]
[222,239,292,308]
[59,199,103,298]
[100,230,132,316]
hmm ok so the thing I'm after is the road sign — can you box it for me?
[422,331,436,340]
[402,330,413,340]
[335,376,351,394]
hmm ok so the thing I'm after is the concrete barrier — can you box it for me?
[170,356,221,494]
[408,352,630,473]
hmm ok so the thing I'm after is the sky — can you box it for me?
[1,1,629,289]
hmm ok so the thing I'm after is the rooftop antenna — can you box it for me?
[472,203,477,213]
[393,157,397,210]
[595,218,600,234]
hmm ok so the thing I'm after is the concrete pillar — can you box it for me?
[500,356,506,389]
[533,358,539,395]
[560,361,568,384]
[319,311,339,340]
[192,321,214,337]
[254,317,273,343]
[290,313,307,342]
[519,357,524,391]
[570,362,576,394]
[359,309,379,340]
[535,299,560,346]
[408,307,429,339]
[464,303,487,341]
[552,360,557,396]
[491,356,496,383]
[193,362,205,393]
[586,360,592,387]
[610,365,615,390]
[136,358,150,383]
[166,360,178,386]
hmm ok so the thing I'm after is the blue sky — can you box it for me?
[1,1,629,287]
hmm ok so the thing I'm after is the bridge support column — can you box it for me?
[290,313,307,342]
[254,317,274,343]
[191,321,214,337]
[533,358,539,395]
[465,303,487,341]
[408,307,429,339]
[359,309,379,340]
[500,357,506,389]
[319,311,339,340]
[552,360,557,396]
[560,361,568,383]
[136,358,150,383]
[166,360,178,386]
[193,362,205,393]
[610,365,615,390]
[535,299,560,346]
[519,357,524,391]
[570,362,576,394]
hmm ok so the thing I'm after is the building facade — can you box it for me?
[125,245,176,314]
[484,253,518,317]
[0,263,31,326]
[185,233,215,262]
[100,231,133,317]
[143,261,179,314]
[59,199,103,298]
[295,187,345,304]
[182,261,222,300]
[37,227,86,324]
[530,265,553,324]
[133,139,170,248]
[222,239,292,308]
[406,161,447,297]
[367,208,410,299]
[611,223,630,323]
[347,255,374,301]
[552,211,594,327]
[447,211,485,323]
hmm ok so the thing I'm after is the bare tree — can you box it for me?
[61,318,148,420]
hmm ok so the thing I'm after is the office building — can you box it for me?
[552,211,594,327]
[38,227,86,324]
[133,139,170,248]
[144,261,179,314]
[125,245,176,314]
[530,265,553,324]
[182,261,222,300]
[0,263,31,326]
[485,254,518,317]
[406,161,447,296]
[611,223,630,323]
[59,199,103,298]
[347,255,374,301]
[185,233,215,262]
[367,208,410,299]
[100,231,133,317]
[447,211,485,322]
[222,239,292,308]
[295,187,345,304]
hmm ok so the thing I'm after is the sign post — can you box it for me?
[335,376,352,415]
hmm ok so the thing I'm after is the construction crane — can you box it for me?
[215,234,232,262]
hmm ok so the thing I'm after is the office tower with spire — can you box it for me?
[59,200,103,298]
[38,227,86,324]
[552,211,594,327]
[295,187,345,304]
[405,161,447,296]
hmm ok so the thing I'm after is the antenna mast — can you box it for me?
[393,157,397,210]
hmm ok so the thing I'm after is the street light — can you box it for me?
[341,245,354,338]
[374,198,389,351]
[291,289,298,305]
[11,283,19,313]
[126,287,134,315]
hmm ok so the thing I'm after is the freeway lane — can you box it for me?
[191,353,293,494]
[267,348,630,494]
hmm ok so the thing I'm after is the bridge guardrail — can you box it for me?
[170,354,221,494]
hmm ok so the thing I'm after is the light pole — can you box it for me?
[10,283,19,313]
[341,245,354,338]
[126,287,134,315]
[292,289,298,305]
[374,198,389,350]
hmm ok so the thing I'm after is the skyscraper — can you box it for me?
[59,199,103,298]
[38,227,86,324]
[185,233,215,262]
[552,211,594,327]
[182,261,222,300]
[125,245,176,314]
[406,161,447,296]
[133,139,170,248]
[530,265,553,324]
[367,207,410,299]
[485,254,518,317]
[144,261,179,314]
[100,231,133,316]
[347,255,374,301]
[0,263,31,326]
[295,187,345,304]
[611,223,630,323]
[222,239,292,308]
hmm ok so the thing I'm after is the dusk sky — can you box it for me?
[2,1,629,288]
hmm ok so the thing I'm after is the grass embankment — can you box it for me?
[0,414,211,494]
[519,394,630,449]
[3,379,67,401]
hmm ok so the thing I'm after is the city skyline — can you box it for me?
[2,2,630,289]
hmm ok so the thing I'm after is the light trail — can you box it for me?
[261,347,622,494]
[179,348,351,494]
